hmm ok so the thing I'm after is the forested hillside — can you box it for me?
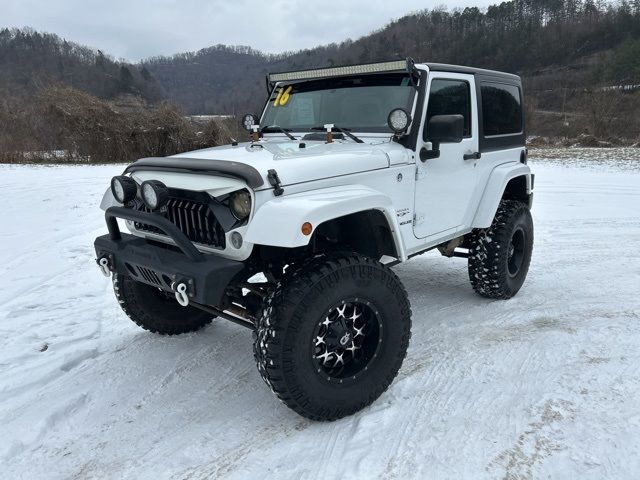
[145,0,640,137]
[1,0,639,163]
[144,45,273,115]
[0,28,163,103]
[0,28,237,163]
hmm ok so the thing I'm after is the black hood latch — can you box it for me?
[267,169,284,196]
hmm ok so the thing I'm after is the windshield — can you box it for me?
[261,73,417,133]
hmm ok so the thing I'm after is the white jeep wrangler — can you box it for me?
[95,59,534,421]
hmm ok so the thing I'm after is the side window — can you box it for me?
[424,79,471,141]
[481,83,522,136]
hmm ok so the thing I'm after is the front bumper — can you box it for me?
[94,207,245,307]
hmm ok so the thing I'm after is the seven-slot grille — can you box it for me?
[134,196,226,249]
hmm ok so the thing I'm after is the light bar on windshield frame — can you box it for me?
[268,59,413,84]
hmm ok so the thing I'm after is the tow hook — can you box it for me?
[97,256,111,277]
[172,281,190,307]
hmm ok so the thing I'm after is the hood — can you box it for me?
[126,139,411,189]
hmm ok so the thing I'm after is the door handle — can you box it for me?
[463,152,481,161]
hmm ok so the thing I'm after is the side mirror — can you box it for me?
[420,114,464,161]
[426,114,464,144]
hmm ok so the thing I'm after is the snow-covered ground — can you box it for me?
[529,147,640,169]
[1,156,639,479]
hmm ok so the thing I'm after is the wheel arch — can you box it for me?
[471,163,533,229]
[311,209,400,260]
[245,185,407,261]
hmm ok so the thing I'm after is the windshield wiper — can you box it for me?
[311,126,364,143]
[261,125,297,140]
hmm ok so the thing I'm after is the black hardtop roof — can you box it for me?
[424,62,521,82]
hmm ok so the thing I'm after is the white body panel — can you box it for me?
[172,141,393,188]
[414,72,480,239]
[131,171,247,196]
[245,185,407,260]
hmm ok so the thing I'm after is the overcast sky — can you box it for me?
[3,0,498,62]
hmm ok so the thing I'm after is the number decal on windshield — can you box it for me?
[273,86,293,107]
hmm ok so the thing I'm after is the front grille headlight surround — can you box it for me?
[229,190,252,220]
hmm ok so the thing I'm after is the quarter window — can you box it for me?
[424,79,472,140]
[481,83,522,136]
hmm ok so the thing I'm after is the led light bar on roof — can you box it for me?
[268,60,410,83]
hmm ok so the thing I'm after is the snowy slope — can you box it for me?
[0,157,639,479]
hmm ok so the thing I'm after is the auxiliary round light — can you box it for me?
[387,108,411,134]
[241,113,259,132]
[110,176,137,204]
[230,190,252,220]
[140,180,169,210]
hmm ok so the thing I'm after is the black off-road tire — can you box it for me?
[253,253,412,421]
[113,274,213,335]
[468,199,534,299]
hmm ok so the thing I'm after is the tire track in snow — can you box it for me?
[488,399,576,479]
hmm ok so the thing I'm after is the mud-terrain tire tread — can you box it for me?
[253,253,411,421]
[113,274,213,335]
[468,199,533,299]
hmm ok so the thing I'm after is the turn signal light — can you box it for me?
[301,222,313,236]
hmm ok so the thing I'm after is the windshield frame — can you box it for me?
[259,72,421,135]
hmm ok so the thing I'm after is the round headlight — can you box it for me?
[242,113,259,132]
[387,108,411,134]
[110,176,137,204]
[141,180,169,210]
[230,190,251,220]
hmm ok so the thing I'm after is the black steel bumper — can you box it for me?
[94,206,244,307]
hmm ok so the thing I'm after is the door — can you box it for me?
[413,73,479,239]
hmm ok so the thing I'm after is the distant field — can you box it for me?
[529,147,640,170]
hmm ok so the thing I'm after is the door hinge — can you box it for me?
[413,213,425,225]
[415,167,427,181]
